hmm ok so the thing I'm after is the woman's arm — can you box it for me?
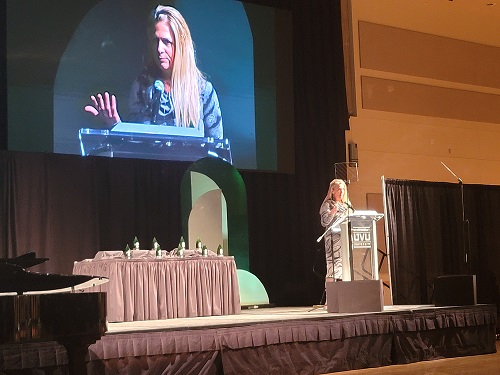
[201,81,223,139]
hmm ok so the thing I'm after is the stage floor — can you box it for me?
[106,304,439,334]
[85,304,497,375]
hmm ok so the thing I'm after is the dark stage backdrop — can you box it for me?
[0,0,349,307]
[384,178,500,311]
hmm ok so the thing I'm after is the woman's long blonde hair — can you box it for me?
[152,5,203,128]
[324,179,349,203]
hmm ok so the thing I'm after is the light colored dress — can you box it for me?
[319,199,346,280]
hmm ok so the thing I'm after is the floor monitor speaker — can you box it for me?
[326,279,384,313]
[434,274,477,306]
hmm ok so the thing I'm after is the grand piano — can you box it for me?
[0,252,108,375]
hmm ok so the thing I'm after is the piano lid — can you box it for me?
[0,262,108,295]
[0,251,49,268]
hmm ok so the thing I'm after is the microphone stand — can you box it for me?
[441,162,470,274]
[316,214,345,243]
[345,179,354,281]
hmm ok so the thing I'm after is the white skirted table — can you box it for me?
[73,252,241,322]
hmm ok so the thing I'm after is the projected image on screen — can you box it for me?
[55,0,254,166]
[7,0,293,171]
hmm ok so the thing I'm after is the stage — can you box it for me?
[0,304,496,374]
[84,304,496,374]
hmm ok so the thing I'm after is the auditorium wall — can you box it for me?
[342,0,500,208]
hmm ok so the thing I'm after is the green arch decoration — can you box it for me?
[181,157,249,270]
[181,157,269,306]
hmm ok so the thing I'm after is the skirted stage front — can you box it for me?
[0,304,496,374]
[87,304,496,374]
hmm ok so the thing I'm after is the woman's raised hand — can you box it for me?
[84,92,121,128]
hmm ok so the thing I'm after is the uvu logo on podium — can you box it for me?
[351,226,372,248]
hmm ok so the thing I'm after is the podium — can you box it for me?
[339,210,384,281]
[79,122,232,163]
[326,210,384,313]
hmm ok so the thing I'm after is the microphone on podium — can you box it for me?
[151,80,164,124]
[345,202,355,211]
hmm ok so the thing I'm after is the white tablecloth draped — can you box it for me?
[73,256,241,322]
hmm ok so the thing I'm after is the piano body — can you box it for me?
[79,122,232,163]
[0,252,108,374]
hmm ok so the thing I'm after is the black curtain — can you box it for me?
[0,151,189,276]
[0,0,5,150]
[244,0,349,305]
[0,0,349,307]
[384,178,500,310]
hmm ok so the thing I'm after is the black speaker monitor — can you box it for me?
[326,279,384,313]
[434,274,477,307]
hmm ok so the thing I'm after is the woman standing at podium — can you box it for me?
[319,179,353,281]
[84,5,223,139]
